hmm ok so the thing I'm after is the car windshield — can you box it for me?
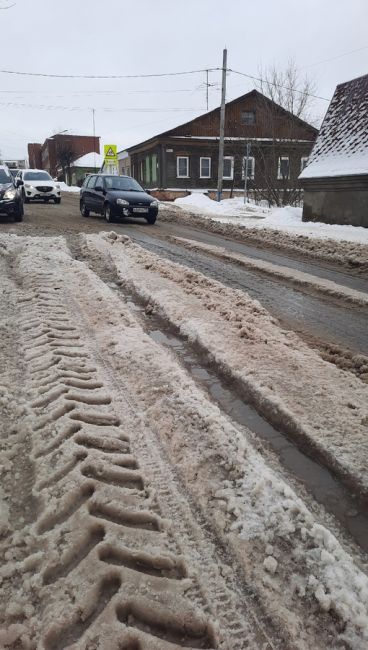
[24,171,52,181]
[0,170,12,184]
[104,176,143,192]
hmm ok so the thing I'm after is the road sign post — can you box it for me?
[103,144,118,175]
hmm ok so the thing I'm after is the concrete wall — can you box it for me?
[302,185,368,228]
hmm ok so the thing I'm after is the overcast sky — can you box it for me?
[0,0,367,161]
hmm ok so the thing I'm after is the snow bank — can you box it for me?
[175,192,268,218]
[58,182,80,193]
[173,193,368,245]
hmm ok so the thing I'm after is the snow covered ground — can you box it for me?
[172,193,368,245]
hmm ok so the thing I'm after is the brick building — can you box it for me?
[27,133,100,178]
[126,89,318,203]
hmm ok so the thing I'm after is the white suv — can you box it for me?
[17,169,61,204]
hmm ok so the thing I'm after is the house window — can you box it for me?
[278,156,290,180]
[242,156,255,180]
[177,156,189,178]
[140,161,144,182]
[223,156,234,180]
[241,111,256,125]
[200,157,211,179]
[300,156,309,172]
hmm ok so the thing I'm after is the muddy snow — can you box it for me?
[0,231,368,650]
[160,207,368,271]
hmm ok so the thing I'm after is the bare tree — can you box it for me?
[256,60,317,123]
[55,144,76,184]
[249,60,317,206]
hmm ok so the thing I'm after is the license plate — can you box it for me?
[133,207,148,213]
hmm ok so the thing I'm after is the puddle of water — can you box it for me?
[148,328,368,554]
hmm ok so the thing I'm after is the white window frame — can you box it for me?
[242,156,255,180]
[177,156,189,178]
[300,156,309,172]
[223,156,234,180]
[200,156,211,179]
[277,156,290,180]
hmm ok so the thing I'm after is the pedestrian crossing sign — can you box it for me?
[104,144,118,164]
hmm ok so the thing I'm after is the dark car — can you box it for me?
[80,174,158,224]
[0,166,24,222]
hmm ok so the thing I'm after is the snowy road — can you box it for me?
[1,198,368,649]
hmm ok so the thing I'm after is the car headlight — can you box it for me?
[56,184,60,189]
[116,198,129,206]
[4,188,16,199]
[24,183,31,188]
[150,200,159,207]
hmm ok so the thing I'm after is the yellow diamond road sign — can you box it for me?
[104,144,118,164]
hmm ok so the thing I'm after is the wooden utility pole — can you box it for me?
[217,48,227,202]
[92,108,96,169]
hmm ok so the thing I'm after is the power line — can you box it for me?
[0,101,203,113]
[0,66,220,80]
[303,45,368,69]
[228,68,330,102]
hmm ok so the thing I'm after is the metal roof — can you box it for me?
[300,74,368,179]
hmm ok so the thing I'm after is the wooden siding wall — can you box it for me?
[165,93,316,141]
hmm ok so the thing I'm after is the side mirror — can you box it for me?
[16,179,24,187]
[145,189,151,195]
[95,185,104,192]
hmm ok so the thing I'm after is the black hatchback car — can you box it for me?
[0,165,24,222]
[80,174,159,224]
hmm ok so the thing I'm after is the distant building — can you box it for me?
[3,159,26,170]
[126,89,318,202]
[27,133,100,179]
[300,74,368,228]
[68,152,103,186]
[118,150,131,176]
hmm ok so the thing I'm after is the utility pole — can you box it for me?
[243,141,251,204]
[206,69,209,112]
[217,48,227,202]
[92,108,96,169]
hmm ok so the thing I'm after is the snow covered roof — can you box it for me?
[72,152,103,168]
[300,74,368,179]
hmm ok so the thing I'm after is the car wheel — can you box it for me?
[80,200,90,217]
[14,203,24,222]
[145,214,157,225]
[54,197,61,204]
[104,203,114,223]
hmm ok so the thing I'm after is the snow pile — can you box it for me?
[58,182,80,193]
[175,193,268,218]
[172,193,368,244]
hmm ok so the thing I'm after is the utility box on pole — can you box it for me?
[216,48,227,202]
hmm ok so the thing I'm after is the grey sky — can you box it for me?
[0,0,367,160]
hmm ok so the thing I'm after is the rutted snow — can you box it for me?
[172,193,368,244]
[1,230,368,648]
[90,233,368,496]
